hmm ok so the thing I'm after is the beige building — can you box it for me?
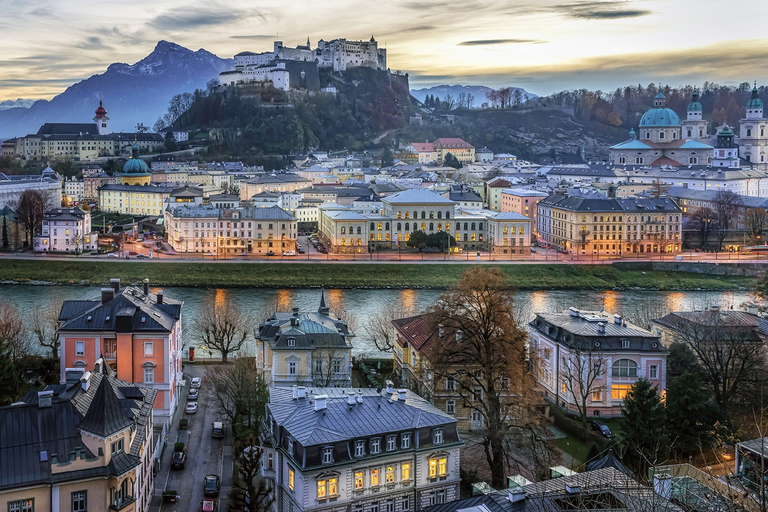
[239,173,310,199]
[500,188,547,238]
[99,184,175,216]
[0,359,156,512]
[164,204,297,256]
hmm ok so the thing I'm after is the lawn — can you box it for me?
[0,259,757,290]
[551,436,591,468]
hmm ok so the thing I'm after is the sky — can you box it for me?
[2,0,768,101]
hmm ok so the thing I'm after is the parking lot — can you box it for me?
[156,365,234,512]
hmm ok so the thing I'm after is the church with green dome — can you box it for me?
[738,84,768,168]
[120,143,151,186]
[609,92,714,167]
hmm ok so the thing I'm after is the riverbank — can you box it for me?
[0,259,757,290]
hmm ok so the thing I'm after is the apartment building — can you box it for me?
[99,184,175,216]
[0,359,156,512]
[33,207,98,253]
[529,308,666,417]
[57,279,183,424]
[500,188,547,238]
[537,194,683,256]
[264,385,462,512]
[164,204,297,256]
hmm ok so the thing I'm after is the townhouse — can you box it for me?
[33,207,98,253]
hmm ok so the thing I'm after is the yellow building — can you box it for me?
[121,144,151,186]
[0,360,156,512]
[99,184,175,216]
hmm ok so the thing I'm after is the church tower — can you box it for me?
[681,90,708,140]
[93,99,109,135]
[739,84,768,168]
[712,125,740,168]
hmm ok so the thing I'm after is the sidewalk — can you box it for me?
[149,376,188,512]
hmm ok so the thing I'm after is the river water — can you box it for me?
[2,285,754,358]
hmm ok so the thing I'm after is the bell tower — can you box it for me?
[739,84,768,168]
[93,99,109,135]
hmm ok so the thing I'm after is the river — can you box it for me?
[1,285,755,358]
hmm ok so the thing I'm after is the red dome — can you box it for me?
[95,99,107,118]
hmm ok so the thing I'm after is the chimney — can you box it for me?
[438,324,445,337]
[157,290,164,304]
[314,394,328,411]
[348,392,356,405]
[110,278,120,293]
[38,390,53,408]
[297,386,306,399]
[569,307,579,317]
[80,371,92,392]
[397,389,407,401]
[292,385,298,400]
[710,305,721,312]
[291,317,298,327]
[566,484,581,494]
[356,392,363,404]
[385,380,394,394]
[292,307,300,315]
[597,322,606,334]
[101,287,114,304]
[614,314,622,325]
[143,278,149,295]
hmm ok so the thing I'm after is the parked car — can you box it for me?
[201,499,216,512]
[282,251,296,256]
[204,474,221,497]
[266,251,275,256]
[190,377,201,389]
[188,389,199,401]
[211,421,224,439]
[171,450,186,469]
[137,254,149,259]
[591,420,614,438]
[186,402,198,414]
[298,247,305,254]
[107,253,119,258]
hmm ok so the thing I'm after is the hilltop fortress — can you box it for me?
[219,37,387,92]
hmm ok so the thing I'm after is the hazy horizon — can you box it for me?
[2,0,767,102]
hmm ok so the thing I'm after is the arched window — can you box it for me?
[341,227,346,234]
[385,222,390,230]
[357,226,362,234]
[619,157,626,164]
[479,223,483,230]
[446,211,450,219]
[635,157,643,164]
[349,226,354,234]
[429,223,434,231]
[370,222,375,230]
[413,211,418,219]
[421,211,426,219]
[405,222,410,231]
[421,222,426,231]
[405,211,410,219]
[397,223,402,231]
[747,129,752,137]
[437,223,442,231]
[687,129,692,137]
[429,211,434,219]
[612,359,638,377]
[437,211,442,219]
[397,212,402,219]
[456,222,460,231]
[689,157,698,165]
[464,222,468,230]
[471,222,476,231]
[762,128,765,137]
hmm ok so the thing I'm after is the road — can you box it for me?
[157,365,234,512]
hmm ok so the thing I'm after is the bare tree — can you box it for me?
[0,300,26,405]
[427,267,552,487]
[745,207,768,244]
[230,442,275,512]
[17,189,52,246]
[560,344,607,428]
[689,206,716,248]
[204,357,269,432]
[193,293,254,363]
[363,301,416,352]
[311,348,347,386]
[30,297,63,359]
[713,190,743,251]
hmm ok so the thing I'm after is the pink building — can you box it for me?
[58,278,183,425]
[500,188,547,239]
[528,308,666,418]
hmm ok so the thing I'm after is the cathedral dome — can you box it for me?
[747,86,763,109]
[123,143,149,175]
[639,107,680,127]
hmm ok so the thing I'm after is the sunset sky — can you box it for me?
[2,0,767,101]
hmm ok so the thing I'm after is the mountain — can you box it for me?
[0,99,37,111]
[410,84,538,105]
[0,41,232,137]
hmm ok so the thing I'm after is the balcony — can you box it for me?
[109,496,136,512]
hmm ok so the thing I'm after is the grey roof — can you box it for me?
[43,208,87,222]
[58,284,182,334]
[100,183,176,193]
[653,311,767,342]
[531,311,662,352]
[585,450,634,478]
[36,123,98,136]
[539,194,681,213]
[448,190,482,202]
[77,374,134,437]
[1,359,155,491]
[244,173,309,184]
[383,188,456,205]
[170,185,204,198]
[664,186,768,208]
[268,386,457,446]
[257,301,353,350]
[166,205,296,221]
[542,164,620,178]
[491,212,531,221]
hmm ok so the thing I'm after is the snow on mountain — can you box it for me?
[0,99,37,111]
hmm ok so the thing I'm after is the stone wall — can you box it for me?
[613,260,768,278]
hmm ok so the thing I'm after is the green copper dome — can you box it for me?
[687,91,702,111]
[747,86,763,109]
[123,143,149,175]
[639,107,680,127]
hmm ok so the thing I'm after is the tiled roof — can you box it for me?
[649,156,683,167]
[409,142,436,152]
[392,313,451,350]
[610,139,652,150]
[434,138,474,149]
[382,188,455,205]
[244,174,309,184]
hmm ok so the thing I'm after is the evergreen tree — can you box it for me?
[665,372,721,458]
[666,341,702,379]
[1,214,8,251]
[444,153,462,169]
[620,378,667,478]
[380,147,394,167]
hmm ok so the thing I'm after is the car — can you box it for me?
[136,254,149,259]
[128,251,138,256]
[204,474,221,497]
[298,247,305,254]
[186,402,198,414]
[107,253,119,258]
[282,251,296,256]
[201,499,216,512]
[190,377,201,389]
[591,420,614,438]
[188,389,199,401]
[171,450,186,469]
[211,421,224,439]
[266,251,275,256]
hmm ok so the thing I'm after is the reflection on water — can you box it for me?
[0,285,755,358]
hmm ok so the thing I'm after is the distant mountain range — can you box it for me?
[0,41,232,138]
[0,99,37,111]
[410,84,538,105]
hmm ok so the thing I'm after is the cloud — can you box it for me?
[399,1,451,10]
[230,34,276,40]
[556,1,651,19]
[75,36,110,51]
[459,39,545,46]
[148,6,270,30]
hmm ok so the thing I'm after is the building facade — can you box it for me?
[99,184,175,216]
[738,86,768,169]
[0,173,62,210]
[57,279,183,424]
[33,207,98,253]
[0,359,156,512]
[529,308,667,417]
[501,188,547,238]
[264,385,461,512]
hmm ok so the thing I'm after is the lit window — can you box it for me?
[355,471,364,489]
[371,468,380,486]
[401,462,411,481]
[438,457,447,476]
[429,459,437,478]
[386,466,395,483]
[317,480,327,499]
[289,468,295,491]
[611,384,633,400]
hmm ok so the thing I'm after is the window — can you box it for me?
[355,440,365,457]
[445,377,455,390]
[288,362,297,375]
[621,339,630,349]
[144,342,153,357]
[430,491,446,505]
[401,433,411,449]
[371,503,380,512]
[649,365,658,379]
[331,359,342,374]
[386,465,395,483]
[473,387,483,402]
[355,471,364,489]
[439,457,447,476]
[144,367,154,383]
[267,452,274,469]
[592,390,602,402]
[8,499,34,512]
[289,468,295,491]
[433,428,443,445]
[75,340,85,357]
[72,491,87,512]
[318,479,327,499]
[371,438,381,454]
[287,337,296,347]
[288,438,294,455]
[322,447,334,464]
[111,438,124,455]
[612,359,638,377]
[402,496,410,511]
[429,459,438,478]
[612,384,633,400]
[371,468,380,486]
[446,400,455,415]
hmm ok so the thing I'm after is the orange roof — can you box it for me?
[648,156,683,167]
[392,313,439,350]
[410,142,436,153]
[434,138,474,149]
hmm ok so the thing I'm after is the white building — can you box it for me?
[33,207,98,253]
[63,177,84,203]
[263,385,461,512]
[739,85,768,169]
[0,172,62,209]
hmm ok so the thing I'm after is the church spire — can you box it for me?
[319,288,330,315]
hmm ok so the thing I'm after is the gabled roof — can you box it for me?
[679,139,714,149]
[648,156,683,167]
[610,139,652,150]
[382,188,455,205]
[77,375,134,437]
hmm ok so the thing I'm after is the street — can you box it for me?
[155,364,235,512]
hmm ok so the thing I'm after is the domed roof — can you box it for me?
[639,107,680,127]
[717,125,735,137]
[747,86,763,109]
[687,91,702,112]
[94,99,107,119]
[123,143,149,175]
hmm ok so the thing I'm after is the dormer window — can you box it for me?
[111,438,124,455]
[371,438,381,454]
[386,435,397,451]
[322,447,334,464]
[287,338,296,347]
[355,440,366,457]
[433,428,444,445]
[401,433,411,449]
[288,438,294,456]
